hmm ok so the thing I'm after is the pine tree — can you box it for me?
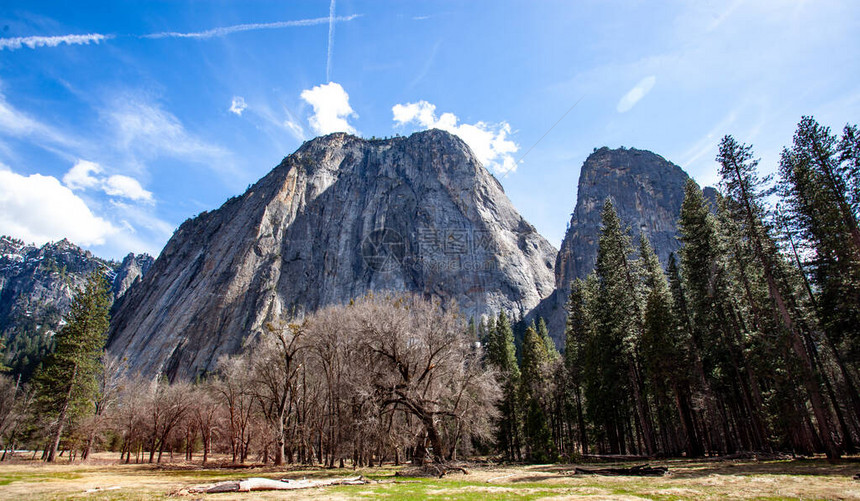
[582,199,656,454]
[678,179,769,453]
[639,236,703,456]
[779,117,860,361]
[719,134,842,458]
[32,272,111,462]
[487,311,521,460]
[666,252,724,454]
[535,317,558,361]
[520,325,555,462]
[563,279,590,455]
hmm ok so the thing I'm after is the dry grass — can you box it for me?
[0,453,858,500]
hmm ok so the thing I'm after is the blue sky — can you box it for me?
[0,1,858,259]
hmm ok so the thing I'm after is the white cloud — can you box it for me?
[63,159,102,190]
[229,96,247,116]
[63,159,153,202]
[144,15,359,40]
[392,101,519,175]
[300,82,357,135]
[103,175,153,202]
[616,75,657,113]
[0,169,116,246]
[0,33,111,51]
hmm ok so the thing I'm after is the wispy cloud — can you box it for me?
[101,95,241,181]
[246,97,307,143]
[408,41,441,90]
[283,118,306,141]
[0,33,112,51]
[616,75,656,113]
[144,15,359,40]
[107,97,228,162]
[392,101,519,175]
[0,89,79,153]
[708,0,746,31]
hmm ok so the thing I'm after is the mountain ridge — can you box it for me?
[107,129,558,380]
[1,134,706,380]
[0,235,153,375]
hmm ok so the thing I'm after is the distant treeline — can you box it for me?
[0,116,858,464]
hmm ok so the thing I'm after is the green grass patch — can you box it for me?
[0,470,83,486]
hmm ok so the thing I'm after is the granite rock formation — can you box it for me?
[533,147,693,341]
[107,130,557,380]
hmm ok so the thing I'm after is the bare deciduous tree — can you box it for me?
[212,355,255,463]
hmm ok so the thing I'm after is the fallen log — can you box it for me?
[395,464,470,478]
[573,464,668,477]
[189,475,367,493]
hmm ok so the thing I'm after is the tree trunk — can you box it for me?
[628,362,656,456]
[47,364,78,462]
[274,413,285,466]
[574,386,588,455]
[673,386,703,457]
[412,436,426,466]
[202,431,210,465]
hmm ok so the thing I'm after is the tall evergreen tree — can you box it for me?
[563,279,591,455]
[678,179,769,453]
[779,117,860,362]
[520,325,555,462]
[719,134,842,458]
[583,199,656,454]
[32,272,111,462]
[639,236,704,456]
[486,310,521,460]
[536,317,559,361]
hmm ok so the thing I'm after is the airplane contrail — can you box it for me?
[0,33,112,51]
[326,0,337,82]
[0,15,361,51]
[145,15,359,40]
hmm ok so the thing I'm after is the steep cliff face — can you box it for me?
[107,130,557,380]
[533,147,692,341]
[555,147,689,286]
[112,253,154,298]
[0,235,152,375]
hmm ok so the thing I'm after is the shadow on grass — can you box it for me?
[530,457,860,480]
